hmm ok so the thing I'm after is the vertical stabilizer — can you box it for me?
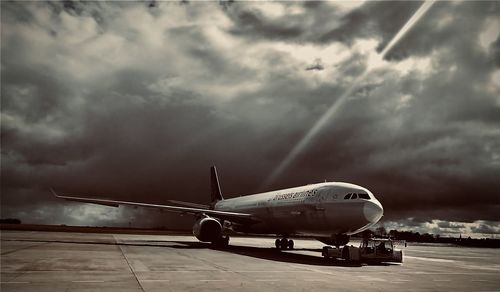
[210,166,224,204]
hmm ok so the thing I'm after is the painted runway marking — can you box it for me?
[358,277,386,282]
[409,251,488,259]
[304,279,327,282]
[147,270,205,273]
[405,255,456,263]
[406,249,441,253]
[235,270,302,273]
[407,271,497,275]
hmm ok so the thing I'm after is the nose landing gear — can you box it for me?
[275,238,294,250]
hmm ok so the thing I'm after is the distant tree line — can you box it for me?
[358,227,499,248]
[0,218,22,224]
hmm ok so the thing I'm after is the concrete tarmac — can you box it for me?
[1,230,499,291]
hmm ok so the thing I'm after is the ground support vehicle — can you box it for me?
[322,238,403,263]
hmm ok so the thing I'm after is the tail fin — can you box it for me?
[210,166,224,204]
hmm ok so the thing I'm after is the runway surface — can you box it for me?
[1,230,499,291]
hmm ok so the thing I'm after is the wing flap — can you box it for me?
[167,200,210,209]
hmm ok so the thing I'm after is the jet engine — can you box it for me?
[192,216,222,242]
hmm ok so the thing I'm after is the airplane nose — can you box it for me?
[363,200,384,223]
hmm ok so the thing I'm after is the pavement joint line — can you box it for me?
[255,279,280,281]
[433,279,451,282]
[1,241,51,256]
[4,251,54,283]
[72,280,105,283]
[141,280,171,282]
[114,235,145,292]
[0,282,30,284]
[472,280,489,282]
[199,279,226,281]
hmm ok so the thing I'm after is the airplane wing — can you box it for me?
[167,200,210,209]
[51,189,256,224]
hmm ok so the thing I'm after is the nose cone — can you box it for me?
[363,200,384,223]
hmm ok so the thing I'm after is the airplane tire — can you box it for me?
[288,240,294,250]
[342,246,350,260]
[222,236,230,247]
[280,238,289,250]
[322,246,329,258]
[212,236,229,248]
[275,239,281,249]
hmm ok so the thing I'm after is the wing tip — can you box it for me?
[50,187,60,198]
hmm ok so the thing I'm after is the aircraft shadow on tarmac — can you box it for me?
[170,241,398,267]
[2,238,396,267]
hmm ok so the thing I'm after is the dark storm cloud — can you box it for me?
[224,2,307,41]
[492,36,500,67]
[315,1,422,47]
[1,1,499,236]
[385,1,500,61]
[224,1,500,64]
[223,1,422,49]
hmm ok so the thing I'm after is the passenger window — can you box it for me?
[344,194,351,199]
[359,193,370,200]
[351,194,358,199]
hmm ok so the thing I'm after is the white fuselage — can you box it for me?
[215,182,383,237]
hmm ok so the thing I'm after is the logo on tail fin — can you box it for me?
[210,166,224,205]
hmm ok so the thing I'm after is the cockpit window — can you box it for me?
[344,193,352,199]
[351,193,358,199]
[358,193,370,200]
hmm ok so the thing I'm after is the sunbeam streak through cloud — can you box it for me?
[261,1,437,189]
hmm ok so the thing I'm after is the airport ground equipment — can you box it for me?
[322,238,403,263]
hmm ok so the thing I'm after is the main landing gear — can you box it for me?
[212,235,230,248]
[275,238,294,250]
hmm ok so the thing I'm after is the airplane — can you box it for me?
[52,166,383,249]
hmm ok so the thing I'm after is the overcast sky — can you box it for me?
[1,1,499,237]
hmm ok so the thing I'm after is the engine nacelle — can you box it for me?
[192,216,222,242]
